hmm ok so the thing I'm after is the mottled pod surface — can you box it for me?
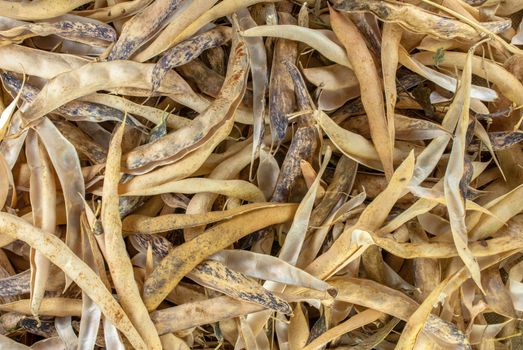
[0,0,522,349]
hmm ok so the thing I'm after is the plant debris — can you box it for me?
[0,0,523,349]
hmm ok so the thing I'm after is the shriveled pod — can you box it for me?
[108,0,185,60]
[0,15,116,46]
[151,26,232,91]
[268,12,297,146]
[331,0,511,41]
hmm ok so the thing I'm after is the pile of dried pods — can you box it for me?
[1,0,523,348]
